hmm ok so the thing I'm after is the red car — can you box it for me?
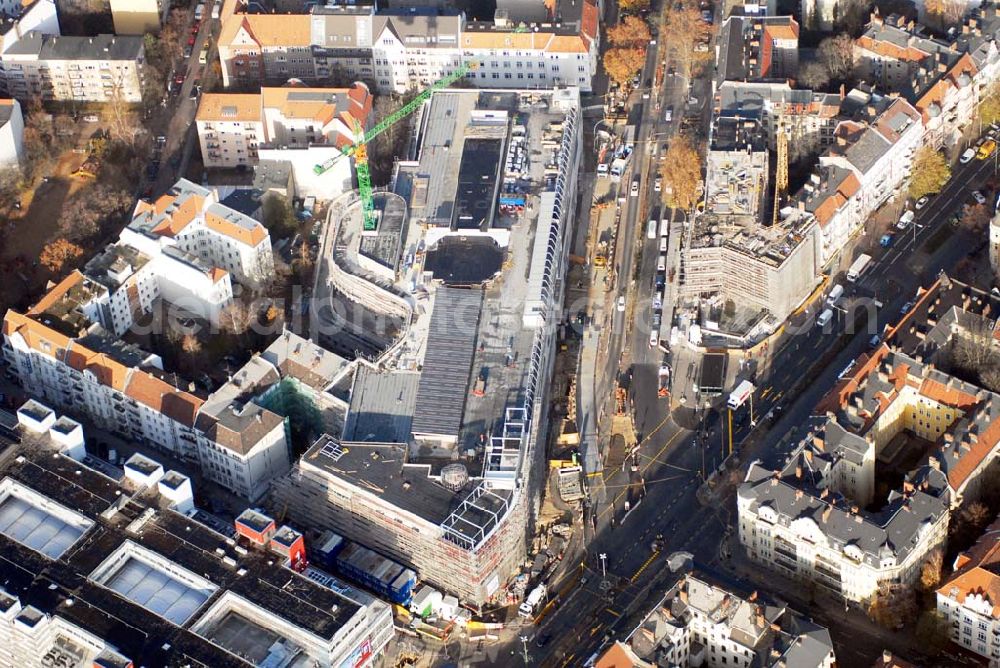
[191,21,200,33]
[174,73,185,85]
[187,35,196,46]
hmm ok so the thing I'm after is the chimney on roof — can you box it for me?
[822,506,832,523]
[882,650,893,665]
[929,455,940,470]
[813,435,825,450]
[255,412,262,423]
[796,464,802,479]
[795,489,803,500]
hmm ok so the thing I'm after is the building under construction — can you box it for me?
[270,87,583,608]
[680,115,820,345]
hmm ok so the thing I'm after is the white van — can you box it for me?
[816,309,833,328]
[194,3,204,19]
[647,220,657,239]
[896,210,915,230]
[657,255,666,272]
[826,284,844,307]
[649,329,659,347]
[659,236,668,252]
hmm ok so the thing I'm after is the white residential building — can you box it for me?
[130,178,274,289]
[0,0,59,55]
[195,356,291,502]
[196,83,372,198]
[937,516,1000,664]
[792,97,923,264]
[0,97,23,169]
[0,33,146,103]
[596,574,837,668]
[217,4,599,93]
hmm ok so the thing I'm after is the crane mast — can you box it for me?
[313,63,475,231]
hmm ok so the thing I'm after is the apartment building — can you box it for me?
[791,96,923,264]
[739,275,1000,602]
[196,82,372,169]
[195,356,290,501]
[0,97,22,169]
[1,177,292,501]
[738,452,949,603]
[0,0,59,55]
[217,1,599,93]
[855,10,1000,148]
[0,419,394,668]
[0,33,145,103]
[715,15,800,87]
[937,516,1000,663]
[596,573,837,668]
[131,178,274,289]
[109,0,163,35]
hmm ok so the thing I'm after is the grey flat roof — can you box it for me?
[37,33,144,61]
[411,287,484,438]
[302,437,458,524]
[344,367,420,442]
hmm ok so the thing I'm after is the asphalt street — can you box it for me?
[536,93,1000,668]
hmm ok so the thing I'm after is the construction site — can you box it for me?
[678,115,821,346]
[273,86,586,612]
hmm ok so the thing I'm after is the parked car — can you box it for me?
[630,179,639,197]
[914,196,929,210]
[82,114,99,122]
[960,148,976,164]
[617,295,626,312]
[896,210,915,229]
[654,176,662,192]
[900,300,915,315]
[879,233,894,248]
[973,190,988,205]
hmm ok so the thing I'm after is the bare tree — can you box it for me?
[952,316,999,376]
[797,62,831,90]
[818,34,856,81]
[221,300,253,336]
[108,78,144,149]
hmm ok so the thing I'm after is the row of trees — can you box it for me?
[603,16,651,88]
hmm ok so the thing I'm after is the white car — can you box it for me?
[630,179,640,197]
[896,210,915,230]
[654,177,662,192]
[914,196,929,210]
[617,296,626,312]
[960,148,976,164]
[973,190,988,205]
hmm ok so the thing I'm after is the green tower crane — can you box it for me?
[314,64,475,231]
